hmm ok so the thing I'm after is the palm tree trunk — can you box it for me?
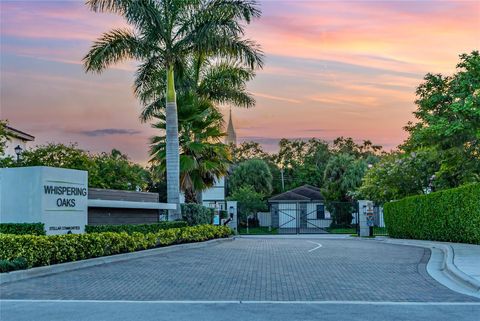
[196,190,203,204]
[166,66,181,220]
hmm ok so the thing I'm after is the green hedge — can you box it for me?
[384,183,480,244]
[0,225,232,270]
[181,204,214,226]
[0,223,45,236]
[85,221,187,234]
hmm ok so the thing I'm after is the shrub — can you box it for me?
[384,183,480,244]
[0,223,45,235]
[181,204,214,226]
[0,225,232,270]
[85,221,187,234]
[0,257,28,273]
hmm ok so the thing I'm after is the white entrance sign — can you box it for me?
[0,166,88,235]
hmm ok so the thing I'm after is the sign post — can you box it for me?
[0,166,88,235]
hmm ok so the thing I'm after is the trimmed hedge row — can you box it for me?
[0,225,232,270]
[0,223,45,236]
[85,221,187,234]
[384,183,480,244]
[181,204,214,226]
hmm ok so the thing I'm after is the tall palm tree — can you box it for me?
[150,93,231,203]
[142,57,256,204]
[83,0,263,219]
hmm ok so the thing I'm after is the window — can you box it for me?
[316,204,325,220]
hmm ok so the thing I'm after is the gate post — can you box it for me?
[358,200,374,237]
[226,201,238,235]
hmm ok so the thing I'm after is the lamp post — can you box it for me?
[14,145,23,162]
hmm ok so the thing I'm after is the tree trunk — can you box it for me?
[196,190,203,204]
[185,188,198,204]
[166,66,181,220]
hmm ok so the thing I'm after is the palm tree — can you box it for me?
[83,0,263,219]
[136,56,257,121]
[150,93,231,203]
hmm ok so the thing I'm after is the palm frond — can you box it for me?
[83,28,144,73]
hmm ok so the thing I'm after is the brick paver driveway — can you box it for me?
[0,238,477,302]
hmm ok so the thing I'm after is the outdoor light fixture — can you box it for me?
[14,145,23,162]
[229,206,234,219]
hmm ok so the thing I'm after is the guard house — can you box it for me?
[269,185,331,234]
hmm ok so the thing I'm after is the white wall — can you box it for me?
[0,167,88,235]
[202,176,225,201]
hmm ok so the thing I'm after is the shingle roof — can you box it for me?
[269,185,324,202]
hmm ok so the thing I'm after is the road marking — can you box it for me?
[1,300,479,306]
[307,241,322,252]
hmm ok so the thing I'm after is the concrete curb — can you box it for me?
[0,237,235,285]
[377,238,480,297]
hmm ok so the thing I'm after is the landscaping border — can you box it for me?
[0,237,235,285]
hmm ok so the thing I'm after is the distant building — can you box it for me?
[2,126,35,159]
[269,185,332,234]
[225,109,237,145]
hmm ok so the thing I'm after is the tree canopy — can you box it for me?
[7,143,150,191]
[229,159,273,196]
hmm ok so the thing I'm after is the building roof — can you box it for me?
[269,185,324,202]
[5,126,35,142]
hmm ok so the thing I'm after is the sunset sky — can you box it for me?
[1,0,479,163]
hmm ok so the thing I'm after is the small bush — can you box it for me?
[0,257,28,273]
[85,221,187,234]
[0,223,45,236]
[181,204,214,226]
[0,225,232,270]
[384,183,480,244]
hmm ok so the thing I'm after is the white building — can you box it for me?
[1,126,35,159]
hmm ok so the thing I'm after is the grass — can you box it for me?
[238,227,278,235]
[326,227,357,234]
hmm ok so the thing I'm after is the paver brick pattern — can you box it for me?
[0,239,477,302]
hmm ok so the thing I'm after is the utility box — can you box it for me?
[0,166,88,235]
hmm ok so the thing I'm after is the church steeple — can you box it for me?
[225,109,237,146]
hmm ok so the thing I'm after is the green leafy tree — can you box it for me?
[0,120,9,156]
[274,139,332,191]
[402,51,480,188]
[0,120,15,167]
[84,0,263,219]
[322,153,367,225]
[20,143,95,171]
[16,143,150,191]
[92,149,150,191]
[150,93,231,203]
[332,137,383,158]
[357,150,439,203]
[228,159,273,197]
[230,141,269,163]
[227,185,267,223]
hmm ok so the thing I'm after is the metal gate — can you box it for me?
[271,202,359,234]
[271,203,342,234]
